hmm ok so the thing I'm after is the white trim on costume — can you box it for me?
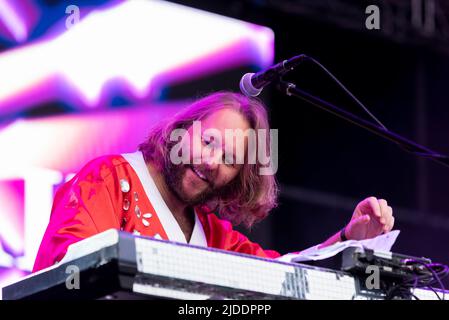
[122,151,207,247]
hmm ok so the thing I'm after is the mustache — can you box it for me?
[165,160,238,206]
[188,164,216,186]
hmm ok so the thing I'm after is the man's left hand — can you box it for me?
[344,196,395,241]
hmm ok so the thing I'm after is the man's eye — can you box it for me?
[202,137,212,146]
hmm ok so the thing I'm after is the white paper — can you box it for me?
[276,230,400,263]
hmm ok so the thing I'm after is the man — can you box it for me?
[33,91,395,272]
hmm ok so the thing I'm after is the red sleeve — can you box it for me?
[32,156,122,272]
[199,210,281,259]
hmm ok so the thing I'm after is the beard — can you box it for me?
[163,159,230,207]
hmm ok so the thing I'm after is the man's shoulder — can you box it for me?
[85,154,128,167]
[76,154,133,182]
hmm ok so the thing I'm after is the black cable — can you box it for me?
[425,285,443,300]
[417,262,447,300]
[363,255,449,300]
[294,56,449,167]
[402,260,449,300]
[411,293,421,300]
[307,56,389,131]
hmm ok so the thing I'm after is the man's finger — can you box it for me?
[364,197,382,221]
[380,205,394,232]
[390,217,395,231]
[384,215,394,233]
[378,199,389,225]
[355,214,370,225]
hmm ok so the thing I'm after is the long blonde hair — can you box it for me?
[139,91,279,228]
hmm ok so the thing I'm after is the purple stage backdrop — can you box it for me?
[0,0,274,296]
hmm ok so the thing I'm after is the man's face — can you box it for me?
[164,108,250,206]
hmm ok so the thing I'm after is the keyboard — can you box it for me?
[2,229,445,300]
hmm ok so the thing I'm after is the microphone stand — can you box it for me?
[277,80,449,169]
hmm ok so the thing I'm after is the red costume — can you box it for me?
[33,151,280,272]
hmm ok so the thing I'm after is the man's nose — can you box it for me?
[203,149,223,169]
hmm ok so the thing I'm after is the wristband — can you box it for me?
[340,226,348,241]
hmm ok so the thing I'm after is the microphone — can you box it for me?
[239,54,308,97]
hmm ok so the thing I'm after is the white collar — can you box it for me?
[121,151,207,247]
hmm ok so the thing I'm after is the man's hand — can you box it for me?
[344,197,395,241]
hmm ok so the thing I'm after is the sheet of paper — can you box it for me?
[276,230,400,263]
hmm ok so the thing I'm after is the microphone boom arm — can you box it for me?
[278,80,449,169]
